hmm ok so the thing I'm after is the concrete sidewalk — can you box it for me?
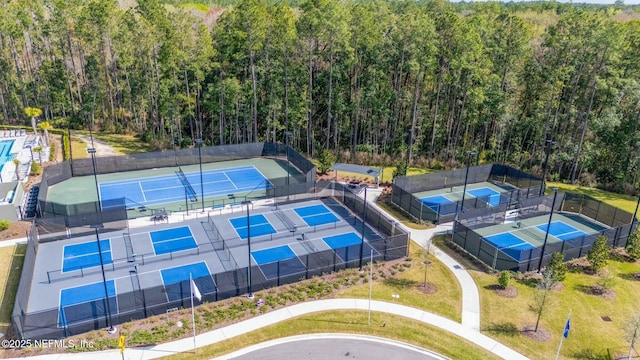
[4,299,528,360]
[362,187,481,331]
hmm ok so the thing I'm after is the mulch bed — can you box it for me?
[588,285,616,299]
[416,283,438,294]
[521,324,551,342]
[494,285,518,298]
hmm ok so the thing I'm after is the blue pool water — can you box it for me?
[0,140,15,172]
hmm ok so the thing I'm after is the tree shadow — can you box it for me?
[573,284,594,294]
[570,348,610,360]
[483,322,520,337]
[383,278,417,289]
[618,272,640,282]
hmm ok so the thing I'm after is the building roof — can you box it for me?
[330,163,380,178]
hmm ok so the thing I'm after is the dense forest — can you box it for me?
[1,0,640,192]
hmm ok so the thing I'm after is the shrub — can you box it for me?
[30,161,41,176]
[317,149,335,174]
[0,219,9,231]
[498,270,510,289]
[392,161,408,178]
[49,142,56,162]
[627,229,640,261]
[588,236,610,272]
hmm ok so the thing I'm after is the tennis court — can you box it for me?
[160,262,216,301]
[294,204,341,226]
[536,221,587,241]
[149,226,197,255]
[61,239,112,273]
[481,215,602,261]
[322,232,377,262]
[99,165,271,209]
[419,185,502,215]
[58,280,117,327]
[229,214,277,239]
[252,245,306,280]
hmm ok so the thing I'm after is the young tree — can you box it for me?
[532,267,556,332]
[32,146,43,164]
[626,230,640,261]
[588,236,610,272]
[498,270,511,290]
[419,246,432,288]
[393,161,408,179]
[317,149,335,174]
[545,252,568,282]
[13,158,20,181]
[24,107,42,135]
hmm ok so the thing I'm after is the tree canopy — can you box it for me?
[1,0,640,192]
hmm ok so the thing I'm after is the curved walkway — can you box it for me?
[8,299,528,360]
[364,188,481,330]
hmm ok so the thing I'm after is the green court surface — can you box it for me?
[47,158,298,217]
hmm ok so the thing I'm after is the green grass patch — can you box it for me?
[93,133,153,155]
[547,181,639,213]
[164,311,500,360]
[0,245,26,336]
[470,255,640,359]
[375,200,432,230]
[70,136,87,159]
[337,242,462,322]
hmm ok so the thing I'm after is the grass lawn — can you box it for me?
[375,200,432,230]
[337,241,462,322]
[547,181,639,213]
[471,255,640,359]
[165,311,500,360]
[70,136,87,159]
[92,133,153,154]
[0,245,26,337]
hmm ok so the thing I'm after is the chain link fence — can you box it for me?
[451,193,634,272]
[391,164,543,224]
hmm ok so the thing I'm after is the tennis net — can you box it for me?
[176,167,197,201]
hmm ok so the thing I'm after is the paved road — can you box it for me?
[215,334,449,360]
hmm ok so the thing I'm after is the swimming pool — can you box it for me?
[0,140,16,172]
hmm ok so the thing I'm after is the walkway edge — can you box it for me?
[4,299,529,360]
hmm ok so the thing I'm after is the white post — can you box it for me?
[190,273,196,353]
[368,249,373,325]
[555,309,571,360]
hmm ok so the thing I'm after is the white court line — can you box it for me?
[139,181,148,202]
[222,171,238,189]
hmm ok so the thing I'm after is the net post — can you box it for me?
[47,271,51,284]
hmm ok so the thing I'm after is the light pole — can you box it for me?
[242,200,254,299]
[195,138,205,212]
[88,148,101,210]
[538,187,559,273]
[285,131,292,200]
[540,140,557,196]
[91,224,116,333]
[459,151,477,214]
[359,186,368,271]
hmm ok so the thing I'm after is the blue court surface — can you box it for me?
[229,214,277,239]
[58,280,116,327]
[99,165,272,209]
[467,188,501,206]
[150,226,197,255]
[419,195,454,214]
[294,204,340,227]
[323,232,376,262]
[484,232,535,261]
[62,240,112,273]
[536,221,588,241]
[252,245,306,280]
[420,187,502,214]
[160,262,217,301]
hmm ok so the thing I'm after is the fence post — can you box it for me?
[47,271,51,284]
